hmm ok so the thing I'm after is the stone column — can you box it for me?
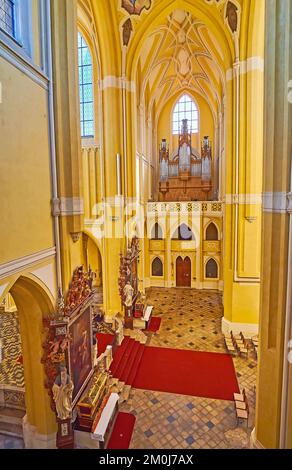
[253,0,292,449]
[50,0,84,288]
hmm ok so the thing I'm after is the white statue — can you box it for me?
[52,366,74,421]
[123,281,134,308]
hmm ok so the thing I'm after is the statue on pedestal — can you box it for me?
[52,366,74,421]
[123,281,134,308]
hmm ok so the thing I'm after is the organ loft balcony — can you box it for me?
[158,120,214,202]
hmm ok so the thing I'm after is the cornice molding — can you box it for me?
[225,193,262,204]
[224,192,292,213]
[52,198,85,216]
[0,38,49,90]
[0,247,56,280]
[99,76,135,92]
[263,192,290,214]
[287,192,292,214]
[226,56,264,81]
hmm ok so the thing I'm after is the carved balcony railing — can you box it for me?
[147,201,223,215]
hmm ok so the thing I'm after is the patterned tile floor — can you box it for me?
[0,312,24,388]
[120,287,257,449]
[0,288,257,449]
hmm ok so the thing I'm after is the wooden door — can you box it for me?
[176,256,191,287]
[184,257,191,287]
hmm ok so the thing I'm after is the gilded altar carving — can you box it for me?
[64,266,95,316]
[42,267,95,447]
[118,237,140,306]
[52,366,74,421]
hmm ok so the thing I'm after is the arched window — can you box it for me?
[78,33,94,137]
[172,224,195,241]
[151,223,163,240]
[206,223,219,241]
[0,1,33,56]
[152,258,163,277]
[173,94,199,135]
[206,259,218,279]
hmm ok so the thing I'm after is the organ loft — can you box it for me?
[159,119,213,202]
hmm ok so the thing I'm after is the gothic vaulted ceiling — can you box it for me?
[78,1,244,125]
[136,9,227,123]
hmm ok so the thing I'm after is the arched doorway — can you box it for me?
[83,233,103,305]
[176,256,191,287]
[2,276,57,448]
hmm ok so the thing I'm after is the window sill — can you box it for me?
[0,31,49,88]
[0,27,23,48]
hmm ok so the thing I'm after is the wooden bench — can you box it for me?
[91,392,119,449]
[133,305,153,329]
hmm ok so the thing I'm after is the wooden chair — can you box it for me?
[235,400,247,410]
[234,334,248,357]
[225,338,236,355]
[239,345,248,358]
[236,400,249,427]
[234,331,244,341]
[233,388,246,402]
[224,331,233,338]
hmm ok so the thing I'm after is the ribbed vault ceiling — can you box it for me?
[137,9,226,123]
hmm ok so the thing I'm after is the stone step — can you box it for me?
[109,336,131,376]
[118,385,131,404]
[126,343,146,386]
[115,338,137,382]
[120,341,140,383]
[0,407,25,426]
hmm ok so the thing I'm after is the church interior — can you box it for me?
[0,0,291,450]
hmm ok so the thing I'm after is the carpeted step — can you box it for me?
[109,336,131,376]
[126,343,146,386]
[119,341,140,383]
[96,333,114,356]
[109,336,130,376]
[113,338,136,380]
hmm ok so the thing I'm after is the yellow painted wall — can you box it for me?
[144,207,222,289]
[0,60,54,264]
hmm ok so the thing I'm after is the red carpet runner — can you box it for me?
[107,412,136,449]
[145,317,161,332]
[110,337,145,386]
[96,333,114,356]
[132,346,239,401]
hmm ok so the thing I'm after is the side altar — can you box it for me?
[118,237,153,330]
[42,267,119,449]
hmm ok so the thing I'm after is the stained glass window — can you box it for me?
[173,94,199,135]
[206,259,218,279]
[152,258,163,277]
[78,33,94,137]
[0,0,15,37]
